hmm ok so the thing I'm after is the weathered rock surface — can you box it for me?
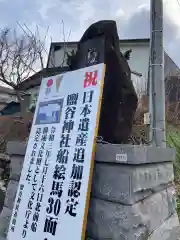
[4,180,18,210]
[148,214,180,240]
[87,187,176,240]
[92,162,174,204]
[0,207,12,238]
[9,155,24,181]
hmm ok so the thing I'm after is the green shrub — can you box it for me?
[167,125,180,217]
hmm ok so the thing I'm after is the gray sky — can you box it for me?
[1,0,180,66]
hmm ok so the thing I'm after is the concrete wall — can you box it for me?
[0,142,179,240]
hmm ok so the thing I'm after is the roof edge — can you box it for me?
[50,38,150,47]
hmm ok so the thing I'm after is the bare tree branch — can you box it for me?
[61,20,71,67]
[0,25,49,112]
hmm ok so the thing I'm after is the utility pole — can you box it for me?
[148,0,166,148]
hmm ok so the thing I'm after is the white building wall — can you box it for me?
[25,39,179,110]
[48,44,77,68]
[48,42,149,78]
[120,43,149,80]
[48,41,149,95]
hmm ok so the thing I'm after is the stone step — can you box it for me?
[95,144,176,164]
[92,162,174,204]
[87,186,176,240]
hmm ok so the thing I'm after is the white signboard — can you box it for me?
[7,63,105,240]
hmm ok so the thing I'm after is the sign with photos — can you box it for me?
[7,63,105,240]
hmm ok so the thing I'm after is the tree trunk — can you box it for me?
[16,91,31,117]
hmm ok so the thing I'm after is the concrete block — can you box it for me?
[4,180,18,210]
[0,207,12,238]
[6,141,26,156]
[92,162,174,204]
[87,187,176,240]
[95,144,176,164]
[148,214,180,240]
[10,155,24,181]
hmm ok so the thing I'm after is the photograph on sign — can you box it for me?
[7,63,105,240]
[35,99,64,125]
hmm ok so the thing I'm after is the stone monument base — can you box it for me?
[86,144,178,240]
[0,142,178,240]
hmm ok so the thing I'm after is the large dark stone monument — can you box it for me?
[69,20,138,143]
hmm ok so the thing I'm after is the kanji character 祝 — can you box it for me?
[84,70,98,88]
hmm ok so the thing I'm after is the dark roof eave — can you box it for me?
[51,38,150,47]
[19,67,70,90]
